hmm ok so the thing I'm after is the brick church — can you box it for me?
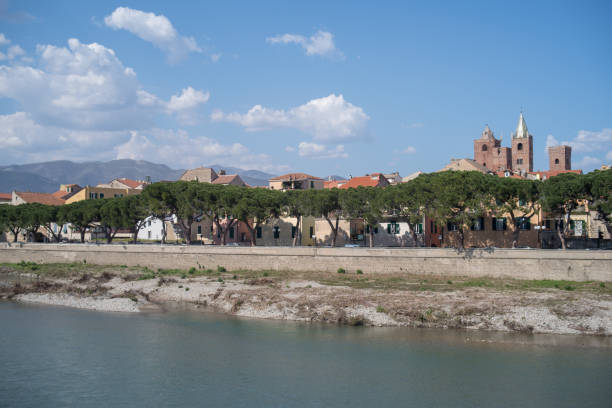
[473,113,572,174]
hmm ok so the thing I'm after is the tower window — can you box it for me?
[482,145,488,151]
[517,159,523,165]
[517,143,523,151]
[555,158,559,164]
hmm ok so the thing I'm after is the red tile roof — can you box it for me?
[15,192,65,206]
[0,193,11,200]
[339,175,389,189]
[324,180,346,189]
[269,172,323,181]
[116,178,145,188]
[495,171,524,179]
[212,174,243,185]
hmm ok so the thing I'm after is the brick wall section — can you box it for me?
[1,243,611,282]
[548,145,572,171]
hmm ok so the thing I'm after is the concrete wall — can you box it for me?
[1,243,611,282]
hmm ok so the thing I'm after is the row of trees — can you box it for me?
[1,169,610,249]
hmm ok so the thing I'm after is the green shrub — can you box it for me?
[376,305,386,313]
[337,268,346,274]
[564,285,575,291]
[600,282,606,288]
[217,277,224,283]
[181,274,187,279]
[189,267,196,274]
[356,269,363,275]
[263,272,269,277]
[185,287,190,291]
[217,266,226,273]
[447,280,452,284]
[233,275,237,280]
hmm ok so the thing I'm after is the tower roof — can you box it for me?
[513,112,530,139]
[480,125,495,140]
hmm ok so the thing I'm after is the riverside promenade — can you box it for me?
[1,243,611,282]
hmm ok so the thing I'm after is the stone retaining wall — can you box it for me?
[1,243,611,282]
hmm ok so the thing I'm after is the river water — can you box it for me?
[1,302,611,408]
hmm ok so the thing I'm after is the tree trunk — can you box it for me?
[509,214,519,249]
[80,229,86,243]
[106,227,112,244]
[245,221,257,246]
[325,217,338,247]
[180,218,192,245]
[409,224,418,247]
[12,229,18,242]
[458,228,465,249]
[369,225,374,248]
[292,216,301,247]
[556,219,566,250]
[161,219,167,244]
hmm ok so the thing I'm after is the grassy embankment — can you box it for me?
[1,261,610,295]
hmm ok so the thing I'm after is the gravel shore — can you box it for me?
[2,266,611,336]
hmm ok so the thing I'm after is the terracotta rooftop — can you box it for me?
[0,193,11,200]
[324,180,346,189]
[528,169,583,180]
[115,178,146,188]
[339,174,389,189]
[269,172,323,181]
[211,174,243,185]
[15,192,65,206]
[495,171,524,179]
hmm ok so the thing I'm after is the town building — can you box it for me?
[269,173,324,190]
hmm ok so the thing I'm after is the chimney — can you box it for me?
[219,169,226,175]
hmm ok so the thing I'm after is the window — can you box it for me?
[447,222,458,231]
[555,158,559,164]
[256,227,262,239]
[516,217,531,230]
[387,223,400,234]
[99,193,104,199]
[291,226,296,238]
[90,192,97,199]
[483,163,486,167]
[63,225,68,233]
[229,227,234,239]
[470,217,484,231]
[197,225,202,234]
[545,220,552,230]
[492,218,507,231]
[310,181,314,189]
[309,226,314,238]
[482,145,488,151]
[415,223,423,234]
[517,158,523,165]
[570,220,585,236]
[273,226,280,239]
[517,143,523,150]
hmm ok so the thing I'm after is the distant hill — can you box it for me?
[0,159,274,192]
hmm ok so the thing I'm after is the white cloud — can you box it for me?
[402,146,416,154]
[166,87,210,125]
[7,44,24,59]
[0,33,10,45]
[575,156,603,169]
[297,142,348,159]
[560,128,612,153]
[115,129,289,173]
[267,30,342,59]
[104,7,201,63]
[284,146,296,152]
[210,53,221,63]
[0,111,128,163]
[0,38,208,130]
[545,134,559,149]
[606,150,612,162]
[212,94,369,143]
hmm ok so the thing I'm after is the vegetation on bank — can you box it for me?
[2,261,610,295]
[1,169,611,249]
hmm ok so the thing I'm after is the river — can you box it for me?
[1,302,611,407]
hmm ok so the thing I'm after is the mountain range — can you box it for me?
[0,160,276,193]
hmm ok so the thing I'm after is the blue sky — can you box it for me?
[1,0,611,177]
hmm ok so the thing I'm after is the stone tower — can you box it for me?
[548,145,572,171]
[473,125,512,171]
[511,113,533,172]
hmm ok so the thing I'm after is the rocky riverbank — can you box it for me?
[1,262,611,336]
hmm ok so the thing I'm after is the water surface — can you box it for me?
[1,302,611,407]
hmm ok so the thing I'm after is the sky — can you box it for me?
[1,0,611,177]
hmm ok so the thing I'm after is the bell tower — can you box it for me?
[511,112,533,172]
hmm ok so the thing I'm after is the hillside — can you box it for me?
[0,160,272,192]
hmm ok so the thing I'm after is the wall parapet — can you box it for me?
[1,243,611,282]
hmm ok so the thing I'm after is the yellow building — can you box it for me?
[64,186,139,204]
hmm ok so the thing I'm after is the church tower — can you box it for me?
[511,113,533,172]
[474,125,511,171]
